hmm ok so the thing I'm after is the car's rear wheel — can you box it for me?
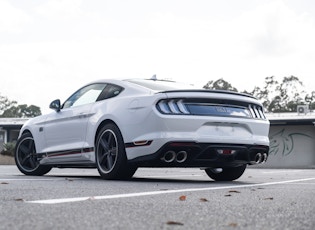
[96,123,137,180]
[15,133,52,176]
[205,165,247,181]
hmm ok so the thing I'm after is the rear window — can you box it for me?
[125,79,198,91]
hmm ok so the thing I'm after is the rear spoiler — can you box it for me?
[158,89,256,99]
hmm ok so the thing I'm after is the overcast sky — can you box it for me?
[1,0,315,114]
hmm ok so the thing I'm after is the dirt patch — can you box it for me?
[0,155,15,165]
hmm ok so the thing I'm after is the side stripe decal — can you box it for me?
[38,147,94,158]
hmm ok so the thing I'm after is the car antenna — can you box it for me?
[151,74,157,81]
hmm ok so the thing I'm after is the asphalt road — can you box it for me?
[0,166,314,230]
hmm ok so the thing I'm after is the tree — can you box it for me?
[0,94,41,118]
[203,78,238,92]
[202,76,312,113]
[251,76,305,112]
[1,104,41,118]
[0,94,17,115]
[276,76,305,112]
[249,76,279,109]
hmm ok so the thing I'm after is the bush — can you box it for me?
[1,142,16,157]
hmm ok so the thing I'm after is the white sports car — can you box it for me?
[15,78,269,181]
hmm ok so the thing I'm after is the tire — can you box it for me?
[205,165,247,181]
[95,123,137,180]
[15,133,52,176]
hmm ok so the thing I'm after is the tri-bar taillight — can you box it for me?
[157,99,190,114]
[156,98,266,120]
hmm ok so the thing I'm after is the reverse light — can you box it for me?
[217,149,236,155]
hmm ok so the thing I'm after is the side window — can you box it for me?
[97,84,124,101]
[63,83,107,109]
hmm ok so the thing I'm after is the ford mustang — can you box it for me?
[15,78,269,181]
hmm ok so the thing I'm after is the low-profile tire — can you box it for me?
[205,165,247,181]
[95,123,137,180]
[15,133,52,176]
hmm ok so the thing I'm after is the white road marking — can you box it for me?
[262,170,306,174]
[288,182,315,185]
[0,178,66,181]
[140,174,202,178]
[27,177,315,205]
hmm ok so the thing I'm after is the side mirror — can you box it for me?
[49,99,61,112]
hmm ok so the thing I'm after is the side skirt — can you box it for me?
[37,147,96,165]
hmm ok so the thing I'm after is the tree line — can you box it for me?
[0,94,41,118]
[204,76,315,113]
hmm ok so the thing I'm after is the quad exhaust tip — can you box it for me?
[255,153,263,164]
[251,152,268,165]
[161,151,188,163]
[262,153,268,163]
[176,151,188,163]
[161,151,176,163]
[161,150,267,165]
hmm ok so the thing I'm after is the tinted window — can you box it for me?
[125,79,197,91]
[97,84,124,101]
[63,83,107,109]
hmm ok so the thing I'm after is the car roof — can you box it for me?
[87,78,198,91]
[123,79,198,91]
[86,78,255,99]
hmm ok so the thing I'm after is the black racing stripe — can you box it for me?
[45,147,94,157]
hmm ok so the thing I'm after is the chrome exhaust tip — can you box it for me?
[255,153,263,164]
[261,153,268,164]
[250,152,263,165]
[161,151,176,163]
[176,151,187,163]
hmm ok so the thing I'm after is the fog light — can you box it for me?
[217,149,236,155]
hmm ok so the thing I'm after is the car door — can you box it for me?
[41,83,107,160]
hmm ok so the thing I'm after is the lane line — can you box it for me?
[0,178,66,181]
[288,182,315,185]
[262,170,306,174]
[140,174,203,178]
[27,177,315,205]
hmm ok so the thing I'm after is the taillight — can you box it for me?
[156,98,266,120]
[249,105,266,119]
[156,99,190,115]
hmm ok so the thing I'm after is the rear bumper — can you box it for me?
[129,141,269,168]
[123,110,270,161]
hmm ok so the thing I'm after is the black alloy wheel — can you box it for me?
[95,123,137,180]
[15,133,51,176]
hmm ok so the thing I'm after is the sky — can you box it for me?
[1,0,315,114]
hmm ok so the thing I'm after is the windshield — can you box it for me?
[125,79,199,91]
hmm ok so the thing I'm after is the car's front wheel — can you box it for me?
[95,123,137,180]
[205,165,247,181]
[15,133,52,176]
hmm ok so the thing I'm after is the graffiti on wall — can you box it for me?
[269,129,312,156]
